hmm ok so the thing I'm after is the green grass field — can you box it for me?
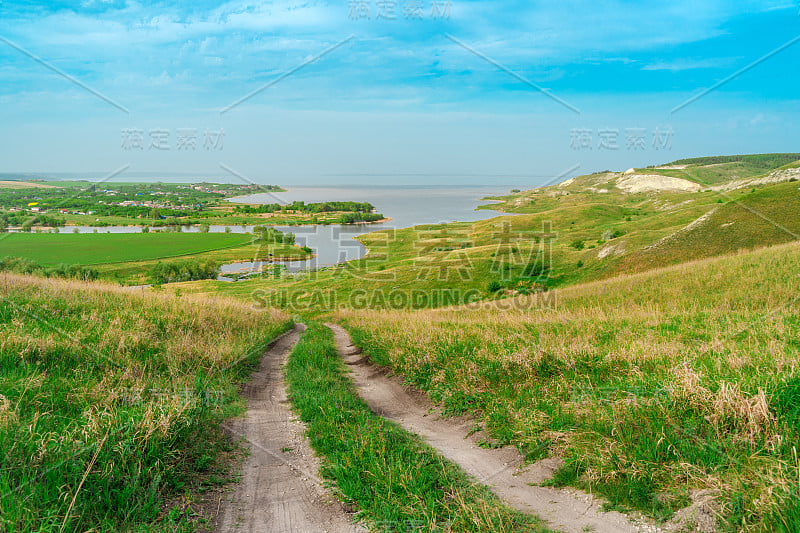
[0,274,290,531]
[0,232,254,265]
[175,177,795,313]
[340,240,800,531]
[0,232,314,285]
[286,323,550,532]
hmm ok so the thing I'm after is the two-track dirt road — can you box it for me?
[325,323,662,533]
[216,325,362,533]
[216,322,671,533]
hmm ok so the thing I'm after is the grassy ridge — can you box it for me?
[617,181,800,273]
[0,274,290,531]
[669,153,800,169]
[642,153,800,185]
[285,322,550,532]
[339,241,800,530]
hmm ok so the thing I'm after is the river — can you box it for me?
[17,185,513,278]
[221,185,510,275]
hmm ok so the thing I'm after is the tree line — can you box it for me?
[234,200,376,214]
[0,257,98,280]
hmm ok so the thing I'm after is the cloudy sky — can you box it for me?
[0,1,798,186]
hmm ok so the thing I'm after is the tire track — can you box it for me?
[216,324,362,533]
[326,322,662,533]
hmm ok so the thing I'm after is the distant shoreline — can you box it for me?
[6,217,393,232]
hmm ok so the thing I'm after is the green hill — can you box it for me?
[0,275,290,531]
[643,153,800,185]
[178,153,800,312]
[340,239,800,530]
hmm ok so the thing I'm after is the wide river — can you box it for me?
[222,185,510,274]
[45,185,512,276]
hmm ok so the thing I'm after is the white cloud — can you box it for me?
[641,57,738,71]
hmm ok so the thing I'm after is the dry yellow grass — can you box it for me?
[0,180,57,188]
[339,241,800,528]
[1,273,290,530]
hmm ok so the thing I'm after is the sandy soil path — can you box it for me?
[216,325,362,533]
[326,323,662,533]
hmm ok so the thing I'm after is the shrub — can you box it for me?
[336,212,384,224]
[486,280,503,293]
[148,259,219,284]
[0,256,98,281]
[253,226,295,244]
[522,260,549,279]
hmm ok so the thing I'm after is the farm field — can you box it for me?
[0,180,57,189]
[0,232,254,265]
[0,232,313,284]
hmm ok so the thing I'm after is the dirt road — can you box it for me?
[326,323,660,533]
[216,325,361,533]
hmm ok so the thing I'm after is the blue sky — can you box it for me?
[0,1,798,186]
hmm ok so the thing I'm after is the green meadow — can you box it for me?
[0,232,253,265]
[340,240,800,531]
[0,274,290,531]
[3,153,800,531]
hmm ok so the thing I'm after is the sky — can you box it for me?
[0,1,798,187]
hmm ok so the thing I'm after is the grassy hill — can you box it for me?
[178,153,800,313]
[0,274,290,531]
[339,240,800,531]
[643,153,800,185]
[616,180,800,273]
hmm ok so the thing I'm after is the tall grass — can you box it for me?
[285,322,551,532]
[0,274,290,531]
[340,241,800,531]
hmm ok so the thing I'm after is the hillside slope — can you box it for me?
[340,240,800,531]
[179,153,800,313]
[0,275,290,531]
